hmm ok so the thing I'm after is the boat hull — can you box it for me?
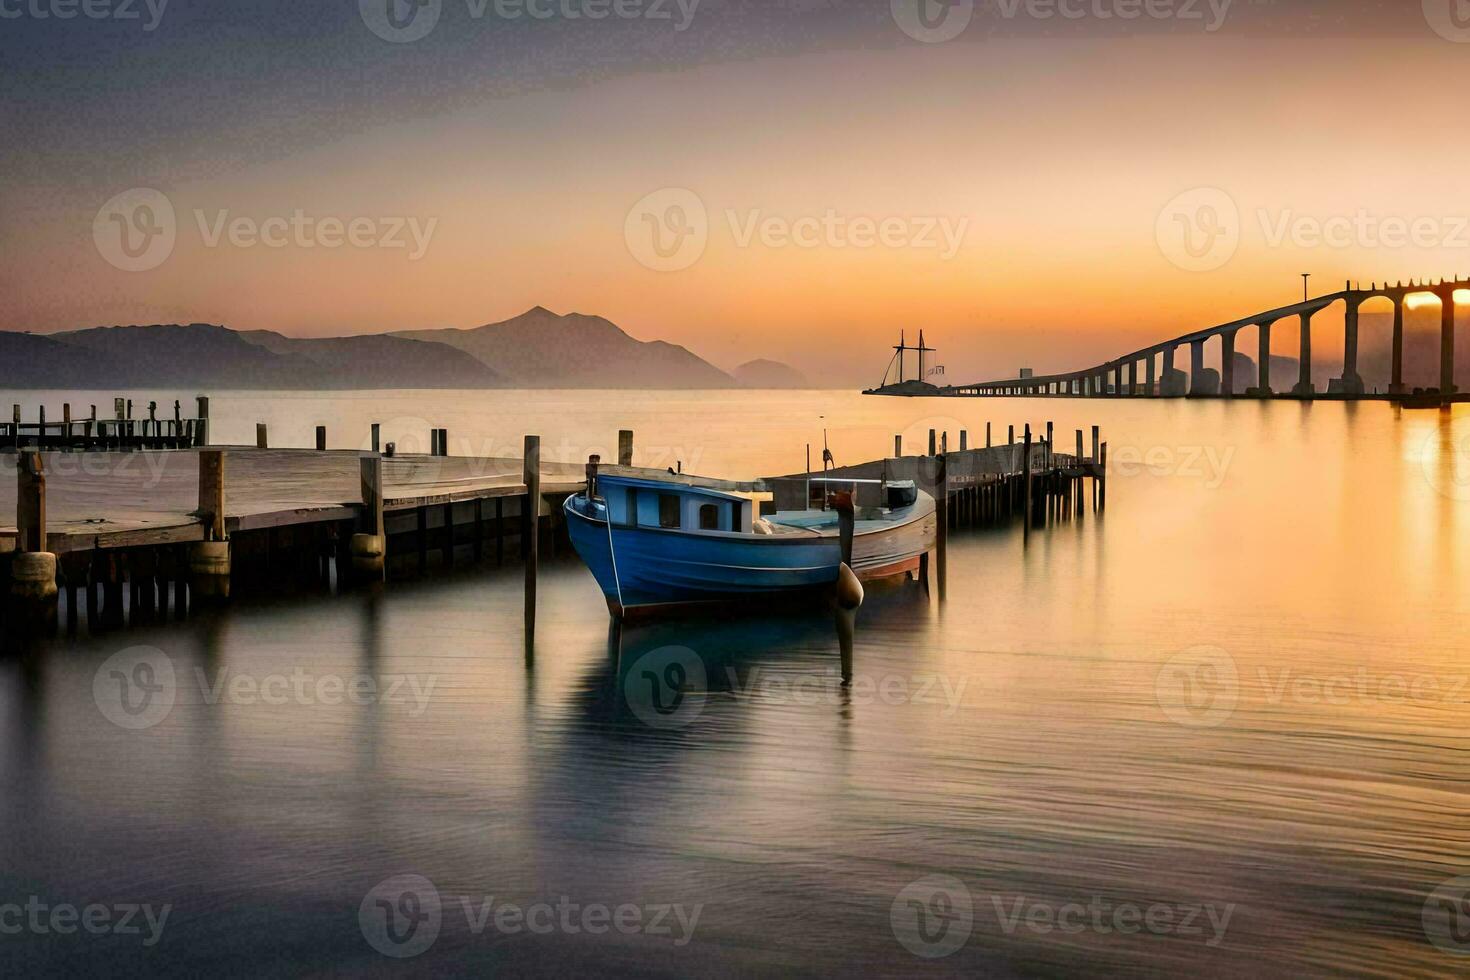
[565,502,841,617]
[561,490,929,620]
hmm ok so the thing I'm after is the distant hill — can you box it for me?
[0,310,744,390]
[733,359,809,388]
[393,307,736,389]
[237,330,502,388]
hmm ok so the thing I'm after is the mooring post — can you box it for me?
[524,435,541,643]
[63,403,71,442]
[370,423,381,453]
[1046,421,1054,469]
[316,426,327,452]
[1099,442,1109,511]
[1008,425,1015,446]
[940,431,948,454]
[935,451,948,601]
[894,434,902,458]
[928,429,937,456]
[190,449,231,600]
[256,423,268,449]
[1022,425,1033,539]
[195,396,210,446]
[960,430,968,452]
[618,430,634,467]
[986,422,992,448]
[12,452,58,628]
[351,454,387,584]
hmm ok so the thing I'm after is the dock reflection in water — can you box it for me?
[1,391,1469,976]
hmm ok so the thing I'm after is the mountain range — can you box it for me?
[0,309,801,390]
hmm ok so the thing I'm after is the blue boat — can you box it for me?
[565,471,935,619]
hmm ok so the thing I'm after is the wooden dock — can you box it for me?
[0,421,1106,643]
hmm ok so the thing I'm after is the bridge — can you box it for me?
[878,278,1470,400]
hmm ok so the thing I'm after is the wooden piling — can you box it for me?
[1022,425,1033,538]
[986,422,992,448]
[351,455,386,583]
[370,423,381,453]
[1099,442,1108,511]
[895,434,902,458]
[524,435,541,642]
[960,430,968,451]
[191,450,230,600]
[316,426,327,452]
[618,430,634,467]
[934,451,948,601]
[928,429,937,456]
[18,452,46,553]
[256,423,268,449]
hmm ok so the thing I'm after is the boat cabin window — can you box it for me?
[658,494,681,529]
[699,503,720,530]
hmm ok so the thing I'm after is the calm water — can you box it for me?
[3,390,1470,977]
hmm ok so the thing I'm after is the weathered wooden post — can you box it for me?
[316,426,327,452]
[960,430,968,451]
[195,396,210,446]
[256,423,268,449]
[63,404,72,445]
[986,422,992,448]
[370,423,381,454]
[190,450,231,600]
[1099,442,1109,511]
[894,435,902,458]
[832,491,863,677]
[114,398,125,421]
[618,430,634,467]
[37,405,45,449]
[1022,425,1033,539]
[1046,421,1054,469]
[524,435,541,643]
[940,432,948,454]
[928,429,937,456]
[934,451,948,601]
[351,454,387,584]
[12,452,58,628]
[1008,425,1015,446]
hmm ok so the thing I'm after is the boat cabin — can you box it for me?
[597,475,754,534]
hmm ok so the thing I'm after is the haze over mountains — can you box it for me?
[0,308,804,390]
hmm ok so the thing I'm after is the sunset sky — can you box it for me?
[3,0,1469,384]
